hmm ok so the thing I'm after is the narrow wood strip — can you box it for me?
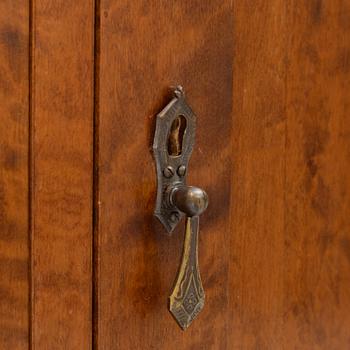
[93,0,101,348]
[0,1,30,348]
[31,1,94,348]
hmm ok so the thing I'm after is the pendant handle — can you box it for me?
[169,187,208,329]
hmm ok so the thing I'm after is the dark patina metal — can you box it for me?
[153,86,197,233]
[153,86,209,330]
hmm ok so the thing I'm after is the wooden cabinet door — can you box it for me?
[96,1,350,348]
[1,1,350,349]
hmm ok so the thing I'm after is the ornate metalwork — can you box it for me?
[153,86,196,233]
[153,86,208,330]
[169,216,205,330]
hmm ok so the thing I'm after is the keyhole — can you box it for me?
[167,115,187,156]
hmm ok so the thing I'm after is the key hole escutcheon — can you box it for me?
[167,115,187,156]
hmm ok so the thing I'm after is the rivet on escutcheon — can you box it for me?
[177,165,186,177]
[170,212,180,223]
[163,166,174,178]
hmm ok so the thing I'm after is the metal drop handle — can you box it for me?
[168,186,208,329]
[153,86,209,330]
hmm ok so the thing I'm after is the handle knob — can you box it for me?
[171,186,208,217]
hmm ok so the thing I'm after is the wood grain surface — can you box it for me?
[1,1,350,349]
[96,1,350,349]
[31,1,94,348]
[229,1,286,348]
[0,1,29,349]
[96,1,234,348]
[283,1,350,348]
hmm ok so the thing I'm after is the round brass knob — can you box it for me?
[170,185,208,217]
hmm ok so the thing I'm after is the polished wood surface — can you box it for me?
[0,1,29,348]
[31,1,94,348]
[229,1,286,348]
[283,1,350,347]
[0,1,350,349]
[96,1,350,349]
[97,1,234,348]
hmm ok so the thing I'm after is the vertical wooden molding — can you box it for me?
[31,1,95,348]
[29,0,34,348]
[93,0,101,348]
[0,1,30,348]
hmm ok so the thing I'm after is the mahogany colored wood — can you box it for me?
[0,1,30,348]
[96,1,235,348]
[0,1,349,349]
[96,1,350,349]
[230,2,350,348]
[283,1,350,348]
[229,1,286,348]
[31,1,94,348]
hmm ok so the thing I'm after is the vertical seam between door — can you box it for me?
[93,0,101,349]
[29,0,35,348]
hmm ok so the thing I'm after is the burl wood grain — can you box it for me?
[31,1,94,348]
[0,1,29,349]
[97,1,350,349]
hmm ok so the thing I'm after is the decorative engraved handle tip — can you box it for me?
[169,215,205,330]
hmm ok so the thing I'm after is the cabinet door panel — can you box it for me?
[96,1,350,349]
